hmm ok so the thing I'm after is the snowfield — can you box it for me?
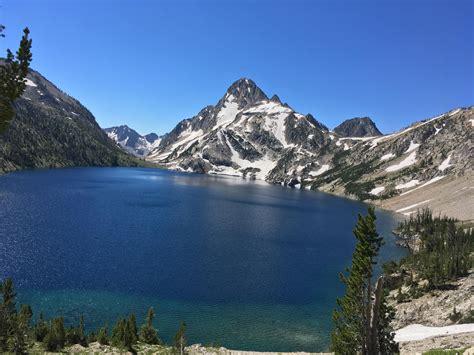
[394,323,474,342]
[369,186,385,195]
[386,151,417,172]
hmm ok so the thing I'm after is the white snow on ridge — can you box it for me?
[263,112,290,147]
[449,108,461,116]
[438,154,452,171]
[395,180,420,190]
[400,176,446,196]
[309,164,330,176]
[369,110,459,149]
[216,95,240,127]
[380,153,395,161]
[243,101,291,115]
[396,200,432,213]
[25,78,37,87]
[369,186,385,196]
[385,151,417,172]
[339,136,375,141]
[394,323,474,342]
[405,141,420,153]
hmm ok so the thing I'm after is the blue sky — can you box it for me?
[0,0,472,135]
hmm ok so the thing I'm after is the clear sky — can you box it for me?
[0,0,472,135]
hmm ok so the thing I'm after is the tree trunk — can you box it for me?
[370,276,385,354]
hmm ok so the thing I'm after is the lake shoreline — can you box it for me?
[2,164,471,223]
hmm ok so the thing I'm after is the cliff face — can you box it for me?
[334,117,382,137]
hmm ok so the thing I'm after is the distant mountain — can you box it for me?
[334,117,382,137]
[104,125,161,158]
[0,68,143,173]
[147,78,473,220]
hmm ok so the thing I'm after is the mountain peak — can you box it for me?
[334,117,382,137]
[223,78,268,108]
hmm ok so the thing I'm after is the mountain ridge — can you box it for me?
[146,78,473,220]
[0,67,146,173]
[104,125,161,158]
[334,117,382,137]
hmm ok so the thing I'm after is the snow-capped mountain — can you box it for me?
[148,78,473,220]
[104,125,161,158]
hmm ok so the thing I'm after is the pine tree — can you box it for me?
[97,325,109,345]
[174,321,187,355]
[78,314,88,346]
[44,317,66,351]
[9,304,33,353]
[0,26,33,132]
[0,278,17,352]
[111,318,126,347]
[127,313,138,344]
[139,307,161,344]
[331,207,397,354]
[33,312,48,342]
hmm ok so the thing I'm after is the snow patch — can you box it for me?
[396,200,432,213]
[309,164,330,176]
[438,154,452,171]
[216,95,240,127]
[380,153,395,161]
[385,151,417,172]
[449,108,461,116]
[400,176,446,196]
[394,323,474,342]
[395,180,420,190]
[369,186,385,196]
[25,78,37,87]
[405,141,420,153]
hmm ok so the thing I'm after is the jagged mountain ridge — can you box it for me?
[334,117,382,137]
[104,125,161,158]
[0,68,142,173]
[148,78,473,219]
[148,78,332,180]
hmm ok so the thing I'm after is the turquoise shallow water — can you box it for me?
[0,167,405,352]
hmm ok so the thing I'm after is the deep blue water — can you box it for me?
[0,167,405,352]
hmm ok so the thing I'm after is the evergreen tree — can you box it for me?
[9,304,33,354]
[139,307,161,345]
[0,278,17,352]
[0,26,33,132]
[33,311,48,342]
[44,316,66,351]
[111,316,136,350]
[174,321,187,355]
[78,314,88,346]
[127,313,138,344]
[331,207,397,354]
[111,318,126,347]
[97,325,109,345]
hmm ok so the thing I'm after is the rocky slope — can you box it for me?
[334,117,382,137]
[104,125,161,158]
[147,78,473,220]
[0,69,143,173]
